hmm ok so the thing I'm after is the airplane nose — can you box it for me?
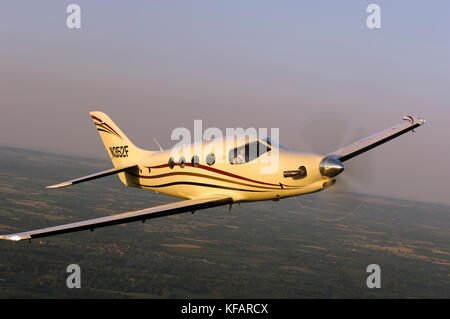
[319,156,344,178]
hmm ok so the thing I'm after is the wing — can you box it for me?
[0,195,232,241]
[328,115,425,162]
[46,164,138,189]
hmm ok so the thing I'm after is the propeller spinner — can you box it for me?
[319,156,344,178]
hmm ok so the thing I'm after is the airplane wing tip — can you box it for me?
[0,234,30,241]
[46,182,72,189]
[403,115,426,126]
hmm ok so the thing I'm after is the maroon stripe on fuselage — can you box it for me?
[145,162,288,187]
[126,170,291,190]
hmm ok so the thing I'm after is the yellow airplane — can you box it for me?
[0,112,425,241]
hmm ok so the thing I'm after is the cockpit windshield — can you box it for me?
[229,141,271,164]
[262,137,288,150]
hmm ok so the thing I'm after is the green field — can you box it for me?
[0,146,448,298]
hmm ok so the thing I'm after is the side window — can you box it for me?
[168,157,175,169]
[229,141,270,164]
[179,156,186,168]
[206,153,215,166]
[191,155,200,167]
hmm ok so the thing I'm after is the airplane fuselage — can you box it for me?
[117,140,332,202]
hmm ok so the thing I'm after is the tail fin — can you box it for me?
[90,111,149,168]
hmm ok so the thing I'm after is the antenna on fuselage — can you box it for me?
[153,138,164,151]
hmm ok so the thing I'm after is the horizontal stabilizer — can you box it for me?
[46,164,138,189]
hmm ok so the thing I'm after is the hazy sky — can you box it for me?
[1,1,449,205]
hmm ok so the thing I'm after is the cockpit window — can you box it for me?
[263,137,288,150]
[229,141,271,164]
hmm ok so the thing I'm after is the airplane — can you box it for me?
[0,112,425,241]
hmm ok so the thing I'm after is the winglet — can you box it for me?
[403,115,425,126]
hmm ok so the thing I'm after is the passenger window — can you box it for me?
[206,153,215,166]
[168,157,175,169]
[229,141,271,164]
[191,155,200,167]
[179,156,186,168]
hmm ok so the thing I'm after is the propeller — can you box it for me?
[292,111,374,221]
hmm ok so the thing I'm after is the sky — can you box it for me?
[0,1,449,205]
